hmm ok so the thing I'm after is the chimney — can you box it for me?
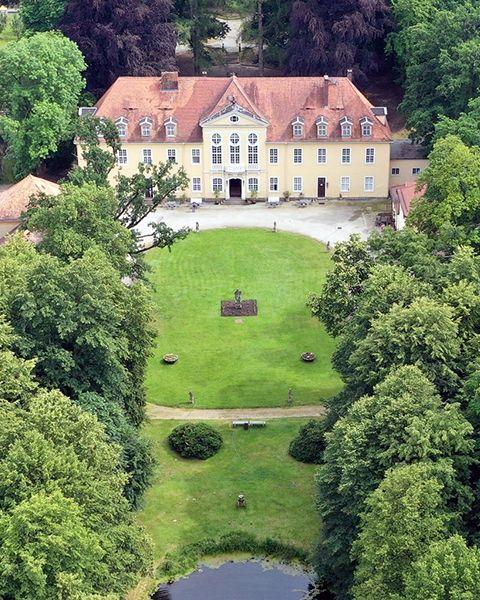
[323,75,331,107]
[346,68,353,81]
[161,71,179,91]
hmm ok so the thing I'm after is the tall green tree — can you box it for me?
[0,238,154,505]
[316,366,473,598]
[409,135,480,247]
[0,32,86,177]
[403,535,480,600]
[20,0,66,31]
[0,349,151,599]
[352,462,458,600]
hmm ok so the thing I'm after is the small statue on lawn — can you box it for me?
[188,391,195,406]
[234,288,242,305]
[288,388,294,406]
[237,494,247,508]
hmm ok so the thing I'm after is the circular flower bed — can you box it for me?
[163,353,178,364]
[301,352,316,362]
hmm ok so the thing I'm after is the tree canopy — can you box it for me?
[0,31,86,177]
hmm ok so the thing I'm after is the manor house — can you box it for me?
[80,71,407,201]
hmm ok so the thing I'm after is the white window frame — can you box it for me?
[269,148,279,164]
[141,124,151,137]
[116,117,128,138]
[248,133,258,166]
[412,167,421,175]
[317,148,327,164]
[167,148,176,163]
[293,148,303,164]
[191,148,201,164]
[230,115,239,123]
[116,148,128,165]
[212,134,222,165]
[341,148,351,164]
[269,177,279,192]
[212,177,223,192]
[142,148,152,164]
[364,176,375,192]
[365,148,375,164]
[293,176,303,193]
[340,116,353,138]
[391,167,400,176]
[341,176,351,193]
[293,123,303,137]
[192,177,202,192]
[361,117,373,137]
[248,177,259,192]
[316,117,328,138]
[230,132,240,164]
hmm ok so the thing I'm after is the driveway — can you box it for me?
[147,403,327,420]
[137,199,387,246]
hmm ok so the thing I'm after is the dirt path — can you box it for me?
[147,403,327,420]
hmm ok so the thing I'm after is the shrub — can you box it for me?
[168,422,223,459]
[288,420,326,464]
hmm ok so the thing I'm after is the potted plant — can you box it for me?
[283,190,291,202]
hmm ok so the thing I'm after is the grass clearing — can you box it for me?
[145,228,342,408]
[139,418,320,560]
[0,14,15,48]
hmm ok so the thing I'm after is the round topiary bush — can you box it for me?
[168,422,223,459]
[288,420,326,464]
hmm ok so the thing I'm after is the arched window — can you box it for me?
[115,117,128,138]
[230,132,240,164]
[340,116,353,138]
[360,117,373,137]
[211,133,222,165]
[316,116,328,138]
[248,133,258,166]
[140,116,153,137]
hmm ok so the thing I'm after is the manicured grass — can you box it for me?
[139,419,320,559]
[0,15,15,48]
[145,229,343,408]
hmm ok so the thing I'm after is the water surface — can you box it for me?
[154,560,313,600]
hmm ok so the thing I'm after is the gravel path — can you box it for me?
[137,199,385,246]
[147,403,327,420]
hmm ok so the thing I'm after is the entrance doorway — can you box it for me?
[229,178,242,198]
[317,177,326,198]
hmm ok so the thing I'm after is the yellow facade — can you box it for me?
[389,158,429,187]
[85,110,392,201]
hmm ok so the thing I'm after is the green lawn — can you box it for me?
[0,15,15,48]
[145,229,343,408]
[139,419,320,559]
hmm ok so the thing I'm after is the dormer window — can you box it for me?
[316,116,328,138]
[140,116,153,138]
[164,116,177,138]
[291,117,305,138]
[360,117,373,137]
[115,117,128,138]
[340,116,353,138]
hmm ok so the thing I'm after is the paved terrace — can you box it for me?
[138,199,388,245]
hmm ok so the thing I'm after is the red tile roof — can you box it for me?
[94,74,392,143]
[390,181,426,218]
[0,175,60,221]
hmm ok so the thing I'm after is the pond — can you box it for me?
[152,560,317,600]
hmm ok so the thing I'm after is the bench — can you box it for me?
[232,420,266,429]
[266,196,280,208]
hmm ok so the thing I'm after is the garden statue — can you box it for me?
[273,221,277,233]
[288,388,294,406]
[237,494,247,508]
[188,391,195,406]
[234,289,242,304]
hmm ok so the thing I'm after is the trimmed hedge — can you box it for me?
[158,531,310,579]
[288,420,326,464]
[168,422,223,459]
